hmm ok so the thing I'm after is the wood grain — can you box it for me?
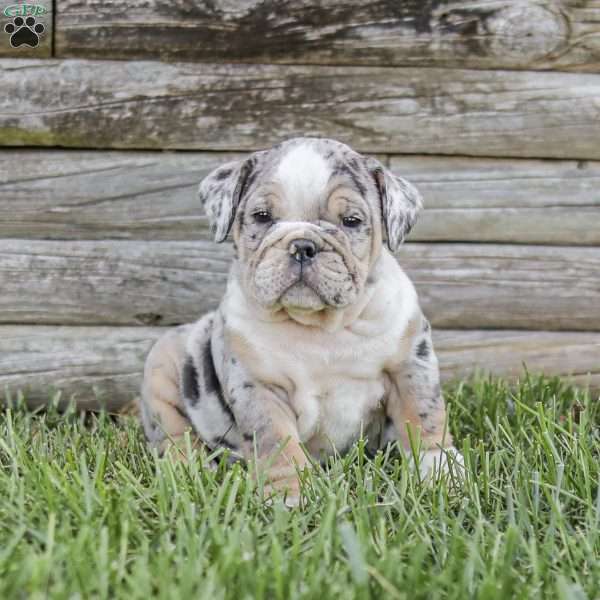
[54,1,600,72]
[434,329,600,390]
[402,244,600,331]
[0,149,242,240]
[2,59,600,158]
[2,326,598,410]
[394,156,600,245]
[3,150,598,244]
[0,325,161,410]
[0,240,231,327]
[1,240,599,330]
[0,1,52,58]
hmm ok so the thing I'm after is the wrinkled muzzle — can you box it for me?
[245,223,362,311]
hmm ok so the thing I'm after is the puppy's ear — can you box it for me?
[366,158,423,253]
[199,154,261,243]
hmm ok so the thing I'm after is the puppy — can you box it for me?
[140,137,462,504]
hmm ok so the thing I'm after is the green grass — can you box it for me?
[1,375,599,599]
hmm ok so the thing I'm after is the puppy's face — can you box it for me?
[200,138,422,313]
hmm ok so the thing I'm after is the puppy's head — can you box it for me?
[200,138,421,313]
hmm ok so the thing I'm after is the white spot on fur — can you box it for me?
[275,144,331,217]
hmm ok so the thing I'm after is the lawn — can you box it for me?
[0,375,598,599]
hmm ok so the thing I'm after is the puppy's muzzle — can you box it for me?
[289,238,318,264]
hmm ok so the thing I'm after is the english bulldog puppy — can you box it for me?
[140,137,462,505]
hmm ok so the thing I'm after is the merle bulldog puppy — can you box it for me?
[140,137,462,504]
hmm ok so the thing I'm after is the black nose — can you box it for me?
[290,238,318,263]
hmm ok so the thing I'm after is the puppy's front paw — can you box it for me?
[417,446,465,482]
[263,476,302,509]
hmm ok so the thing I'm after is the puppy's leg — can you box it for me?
[384,316,463,479]
[206,316,308,505]
[234,384,308,506]
[195,359,306,505]
[140,324,204,460]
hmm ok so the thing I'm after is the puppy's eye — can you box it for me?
[252,210,272,224]
[342,216,362,228]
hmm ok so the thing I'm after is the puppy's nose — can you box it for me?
[289,238,318,263]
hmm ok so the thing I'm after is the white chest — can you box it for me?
[298,375,386,456]
[241,319,402,455]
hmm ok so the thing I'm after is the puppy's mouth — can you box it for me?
[251,245,359,312]
[279,277,326,311]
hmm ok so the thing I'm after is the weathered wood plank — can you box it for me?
[404,244,600,331]
[434,330,600,390]
[395,156,600,245]
[0,326,160,410]
[2,59,600,159]
[0,240,231,326]
[0,1,52,58]
[3,150,598,245]
[2,326,598,410]
[1,240,599,331]
[54,1,600,73]
[0,149,242,240]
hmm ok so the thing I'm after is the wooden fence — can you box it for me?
[1,1,599,409]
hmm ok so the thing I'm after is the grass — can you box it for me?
[0,374,599,599]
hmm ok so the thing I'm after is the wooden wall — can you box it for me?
[1,1,599,409]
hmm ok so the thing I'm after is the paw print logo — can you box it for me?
[4,16,45,48]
